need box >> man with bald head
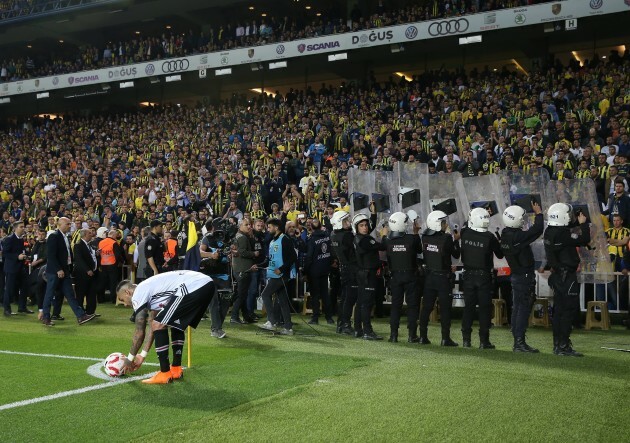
[42,217,96,326]
[73,228,99,316]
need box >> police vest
[308,231,332,277]
[267,234,297,280]
[385,234,417,271]
[544,226,581,271]
[99,237,117,266]
[500,228,535,272]
[422,232,452,271]
[331,229,357,267]
[460,229,494,270]
[354,234,381,270]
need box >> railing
[0,0,118,25]
[536,271,628,314]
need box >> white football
[104,352,127,377]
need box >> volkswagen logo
[405,25,418,39]
[428,18,469,36]
[161,59,189,74]
[590,0,602,9]
[276,44,285,55]
[145,64,155,75]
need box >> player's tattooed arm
[129,308,149,355]
[142,310,156,353]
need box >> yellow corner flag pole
[187,326,192,368]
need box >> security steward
[163,230,179,272]
[460,207,504,349]
[501,202,543,353]
[420,210,460,346]
[304,218,333,325]
[99,228,125,304]
[353,203,386,341]
[330,210,359,335]
[544,203,589,357]
[382,212,422,343]
[144,220,165,278]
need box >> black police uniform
[144,232,165,278]
[460,227,503,348]
[304,228,333,323]
[420,230,460,345]
[544,222,590,356]
[200,232,231,332]
[383,231,422,342]
[331,226,360,335]
[501,213,543,351]
[354,214,386,340]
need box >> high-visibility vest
[99,238,117,266]
[164,238,177,260]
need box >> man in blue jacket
[259,219,297,335]
[306,137,326,173]
[304,218,333,324]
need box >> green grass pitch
[0,304,629,442]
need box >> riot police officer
[330,210,359,335]
[353,206,385,340]
[382,212,422,343]
[544,203,589,357]
[460,207,504,349]
[304,218,333,324]
[420,210,460,346]
[501,202,543,353]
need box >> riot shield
[348,168,395,239]
[373,169,397,239]
[462,174,507,236]
[499,169,551,263]
[428,172,468,233]
[543,179,613,284]
[395,162,430,233]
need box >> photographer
[200,220,231,338]
[230,218,259,324]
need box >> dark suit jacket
[73,239,97,277]
[46,230,73,275]
[2,233,25,274]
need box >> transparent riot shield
[543,179,613,284]
[348,168,395,240]
[498,169,551,264]
[395,162,430,233]
[372,169,397,240]
[462,174,507,236]
[428,172,468,232]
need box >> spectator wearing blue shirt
[306,137,326,173]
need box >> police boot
[479,334,495,350]
[556,341,583,357]
[408,329,419,343]
[552,336,560,355]
[418,328,431,345]
[354,328,364,338]
[513,337,539,353]
[336,320,343,334]
[388,329,398,343]
[462,333,472,348]
[440,337,459,347]
[308,316,319,325]
[341,323,355,336]
[363,330,384,341]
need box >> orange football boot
[170,366,183,380]
[141,371,173,384]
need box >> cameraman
[230,219,259,324]
[200,220,230,338]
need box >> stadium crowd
[1,54,629,331]
[0,0,552,82]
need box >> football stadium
[1,0,630,441]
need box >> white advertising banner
[1,0,628,98]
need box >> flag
[183,220,201,271]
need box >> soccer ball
[104,352,127,377]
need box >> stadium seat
[529,299,550,328]
[491,299,508,327]
[585,301,610,331]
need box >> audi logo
[428,18,469,36]
[161,59,189,73]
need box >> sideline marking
[0,350,165,411]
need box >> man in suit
[73,228,99,316]
[41,217,96,326]
[3,221,33,316]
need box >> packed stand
[0,0,552,82]
[1,56,629,331]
